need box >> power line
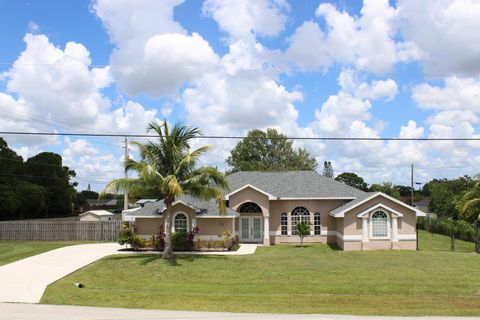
[1,131,480,141]
[0,172,117,181]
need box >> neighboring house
[135,199,158,207]
[79,210,114,221]
[84,199,118,211]
[124,171,425,251]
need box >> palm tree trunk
[163,202,174,259]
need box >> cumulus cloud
[412,77,480,111]
[314,70,397,133]
[398,0,480,76]
[202,0,290,40]
[93,0,219,97]
[285,21,330,71]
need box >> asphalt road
[1,303,478,320]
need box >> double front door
[240,216,262,242]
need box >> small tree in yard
[297,221,311,247]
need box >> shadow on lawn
[107,253,227,266]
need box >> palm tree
[460,180,480,223]
[102,121,229,259]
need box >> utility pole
[124,137,128,211]
[411,164,414,206]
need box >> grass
[0,241,83,266]
[418,229,476,252]
[41,230,480,316]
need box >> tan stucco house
[124,171,425,251]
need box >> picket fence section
[0,220,122,241]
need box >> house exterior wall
[342,195,417,251]
[229,187,270,216]
[269,199,347,244]
[196,218,233,239]
[135,217,163,236]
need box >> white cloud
[314,70,397,133]
[398,0,480,76]
[202,0,290,40]
[312,0,409,74]
[285,21,330,71]
[412,77,480,111]
[112,32,219,97]
[93,0,219,97]
[399,120,424,139]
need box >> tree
[370,182,401,199]
[425,176,475,220]
[25,152,76,217]
[459,180,480,223]
[102,121,229,259]
[322,161,334,178]
[226,128,317,173]
[296,222,311,247]
[335,172,368,191]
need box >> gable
[334,193,421,218]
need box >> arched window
[280,212,288,235]
[239,202,262,213]
[314,212,321,235]
[291,206,310,235]
[173,213,188,233]
[371,211,388,238]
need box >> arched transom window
[371,211,388,238]
[291,206,310,235]
[314,212,321,235]
[173,213,188,233]
[239,202,262,213]
[280,212,288,235]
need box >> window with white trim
[314,212,321,235]
[239,202,262,213]
[174,213,188,233]
[291,206,310,235]
[371,211,388,238]
[280,212,288,235]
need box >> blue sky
[1,0,480,191]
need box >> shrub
[186,227,199,250]
[150,226,165,251]
[118,222,133,246]
[172,231,188,251]
[129,235,147,250]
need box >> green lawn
[418,229,476,252]
[0,241,83,266]
[41,230,480,316]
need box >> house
[84,199,118,211]
[79,210,114,221]
[135,199,158,207]
[124,171,425,251]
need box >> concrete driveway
[0,243,123,303]
[1,303,478,320]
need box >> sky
[1,0,480,192]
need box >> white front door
[240,217,263,242]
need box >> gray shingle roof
[126,171,370,218]
[125,194,238,218]
[226,171,367,198]
[329,192,378,216]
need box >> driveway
[1,303,478,320]
[0,243,122,303]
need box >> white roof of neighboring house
[80,210,114,217]
[135,199,158,204]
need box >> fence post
[476,221,479,254]
[416,222,419,251]
[450,221,456,252]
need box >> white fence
[0,220,122,241]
